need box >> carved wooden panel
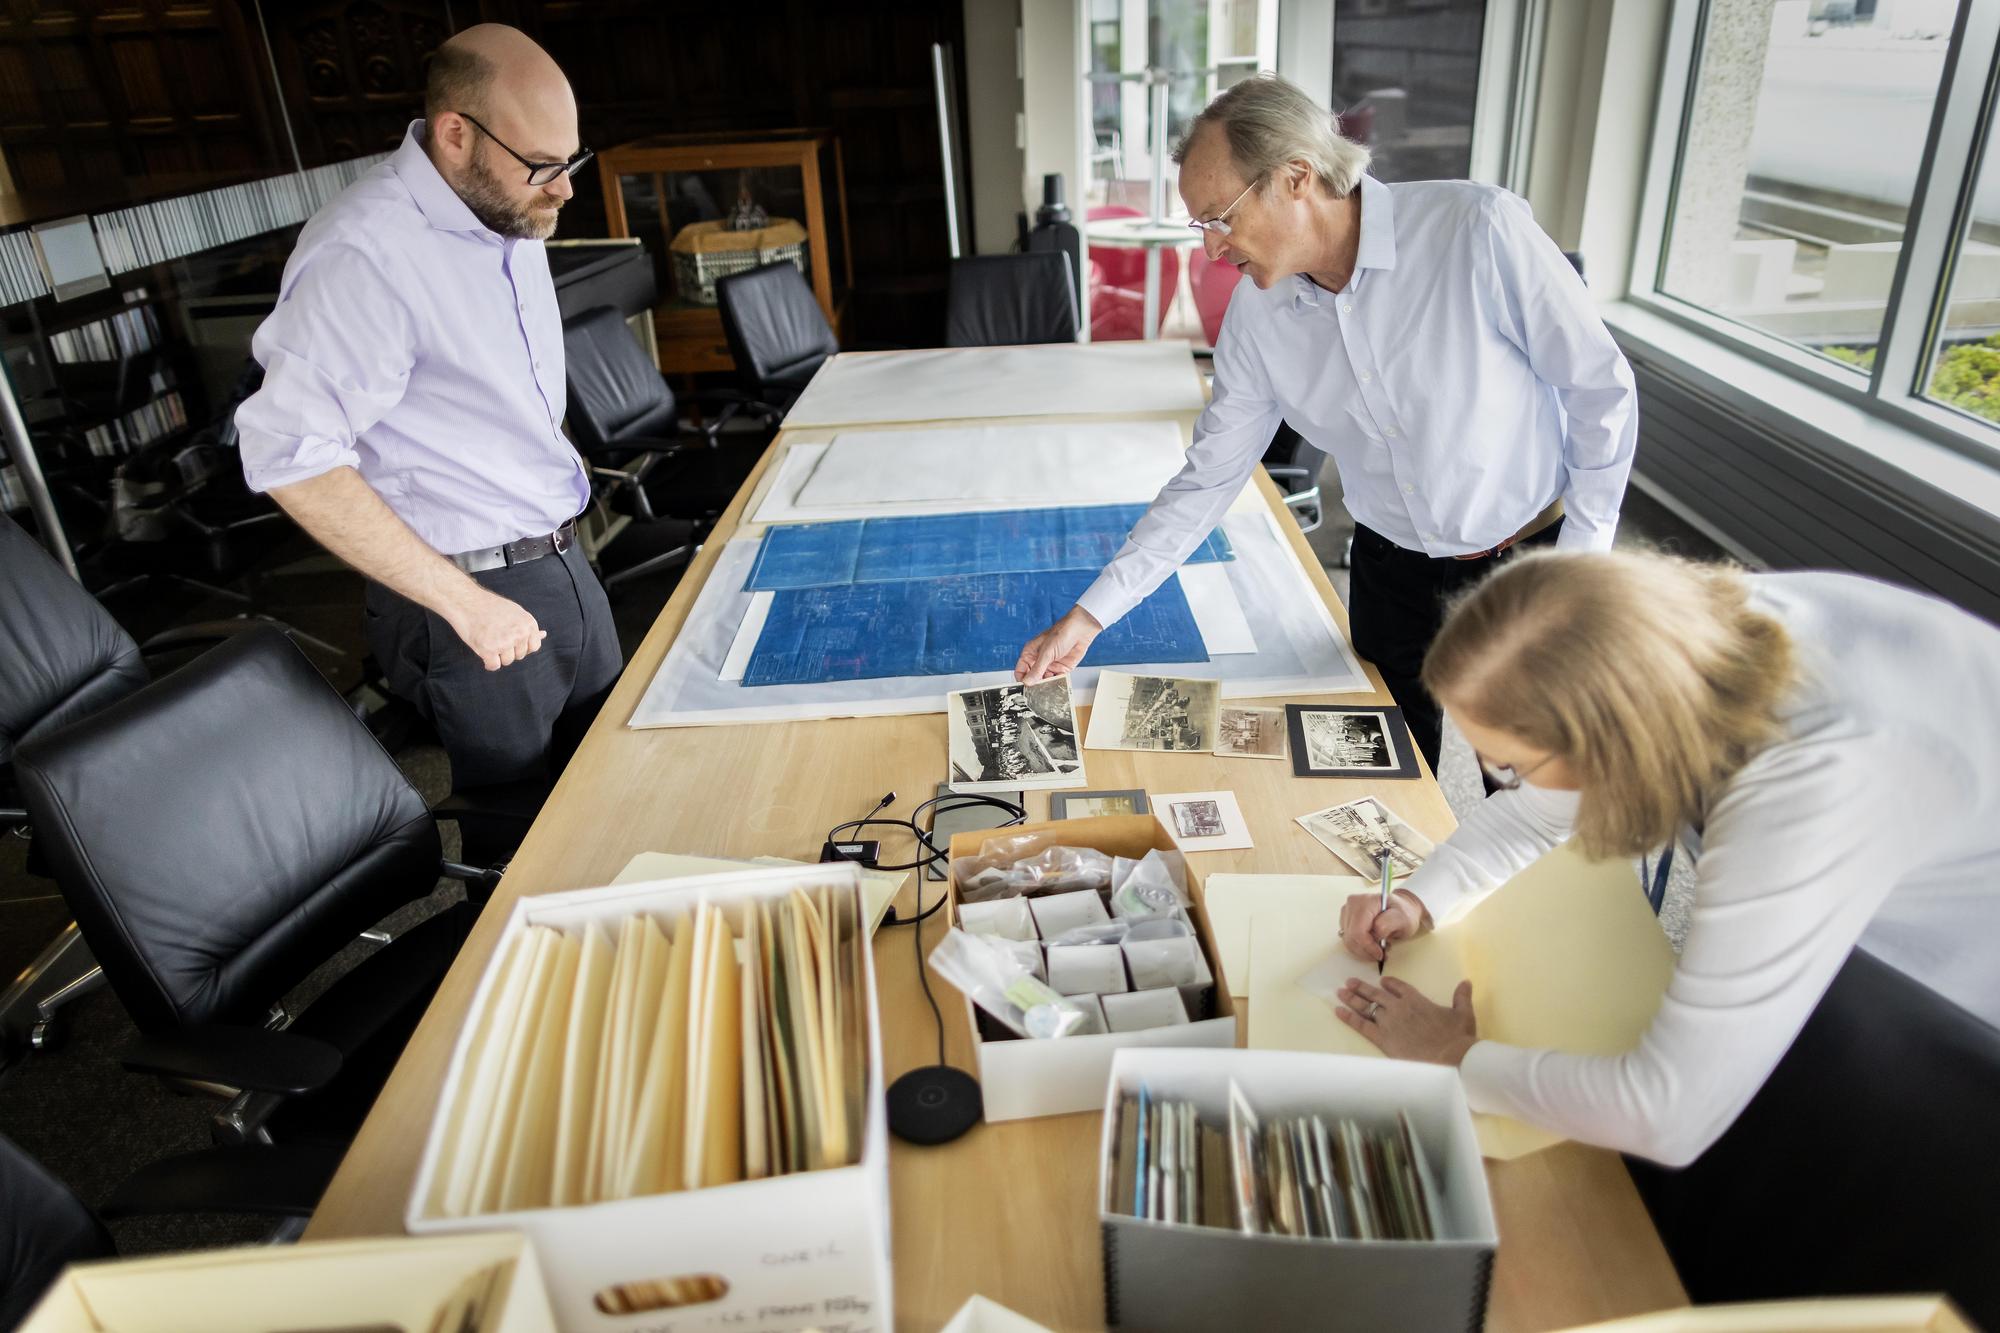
[260,0,452,165]
[0,0,291,201]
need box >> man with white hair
[1015,74,1637,774]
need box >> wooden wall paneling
[0,0,291,203]
[261,0,452,166]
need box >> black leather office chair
[1262,421,1323,535]
[0,1134,110,1328]
[1626,949,2000,1327]
[715,261,841,417]
[13,627,486,1150]
[944,252,1080,347]
[562,306,754,589]
[1,515,149,1058]
[0,1132,344,1323]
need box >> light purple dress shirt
[237,120,591,555]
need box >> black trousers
[364,540,623,790]
[1345,517,1563,772]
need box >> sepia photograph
[1050,789,1151,820]
[1284,705,1420,780]
[1296,797,1437,878]
[1154,790,1255,852]
[948,677,1087,793]
[1213,705,1289,760]
[1083,671,1221,753]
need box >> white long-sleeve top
[1404,571,2000,1167]
[1075,174,1638,630]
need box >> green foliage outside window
[1822,337,2000,426]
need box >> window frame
[1624,0,2000,461]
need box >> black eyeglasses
[457,112,593,186]
[1476,751,1559,792]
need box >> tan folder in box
[17,1232,556,1333]
[407,863,892,1333]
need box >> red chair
[1087,205,1180,341]
[1186,247,1243,347]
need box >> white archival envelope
[781,343,1207,427]
[791,419,1191,509]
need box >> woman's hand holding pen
[1338,889,1428,965]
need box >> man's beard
[455,150,563,240]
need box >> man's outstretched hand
[1015,605,1104,682]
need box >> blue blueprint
[743,504,1234,592]
[743,568,1208,687]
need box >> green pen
[1377,851,1394,977]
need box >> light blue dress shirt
[237,120,591,556]
[1077,175,1639,629]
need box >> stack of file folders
[409,864,892,1333]
[1097,1049,1497,1333]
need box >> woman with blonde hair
[1334,549,2000,1165]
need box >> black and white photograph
[1154,790,1255,852]
[1296,796,1437,878]
[1284,705,1421,780]
[1050,789,1152,820]
[1213,705,1288,760]
[1083,670,1221,753]
[948,677,1088,793]
[1171,798,1225,839]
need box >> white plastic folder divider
[1098,1048,1498,1333]
[19,1232,557,1333]
[780,343,1207,428]
[406,864,892,1333]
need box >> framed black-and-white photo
[1049,789,1151,820]
[1284,705,1420,780]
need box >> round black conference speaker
[887,1065,982,1145]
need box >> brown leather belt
[447,518,579,574]
[1451,498,1565,562]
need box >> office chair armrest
[121,1025,342,1095]
[0,805,26,823]
[98,1142,346,1220]
[1263,464,1312,487]
[139,619,264,658]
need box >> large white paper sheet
[793,420,1190,509]
[781,343,1206,427]
[628,507,1369,729]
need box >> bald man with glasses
[237,24,617,794]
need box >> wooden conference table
[306,357,1687,1331]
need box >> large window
[1638,0,2000,446]
[1331,0,1488,183]
[1924,122,2000,427]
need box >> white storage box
[948,816,1237,1121]
[18,1232,556,1333]
[407,864,891,1333]
[1098,1048,1498,1332]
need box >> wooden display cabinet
[599,130,852,375]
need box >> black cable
[829,791,1027,880]
[911,864,946,1065]
[826,791,1026,1067]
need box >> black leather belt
[447,518,578,574]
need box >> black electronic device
[819,839,880,867]
[887,1064,982,1145]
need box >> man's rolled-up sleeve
[236,242,417,494]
